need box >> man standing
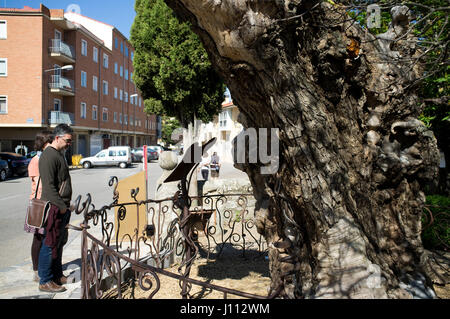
[210,152,220,179]
[37,124,73,293]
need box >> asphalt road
[0,161,163,269]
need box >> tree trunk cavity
[165,0,440,298]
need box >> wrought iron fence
[68,171,448,300]
[69,176,271,299]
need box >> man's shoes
[39,281,66,293]
[56,275,68,285]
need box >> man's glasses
[58,136,72,144]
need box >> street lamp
[44,64,73,73]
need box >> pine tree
[130,0,226,128]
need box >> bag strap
[34,176,65,198]
[58,181,65,196]
[34,177,40,199]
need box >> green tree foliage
[422,195,450,250]
[130,0,226,127]
[161,116,182,145]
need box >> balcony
[48,111,75,126]
[49,75,75,96]
[49,39,76,63]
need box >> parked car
[148,145,169,157]
[79,146,132,169]
[0,159,9,181]
[131,146,158,162]
[131,148,139,162]
[25,151,38,165]
[0,152,28,177]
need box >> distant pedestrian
[25,130,54,282]
[210,152,220,179]
[37,124,73,293]
[198,153,210,181]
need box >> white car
[80,146,132,169]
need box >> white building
[195,91,243,163]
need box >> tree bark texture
[165,0,440,298]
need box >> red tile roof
[0,6,41,12]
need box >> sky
[3,0,136,38]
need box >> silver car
[80,146,132,169]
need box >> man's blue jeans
[38,210,70,285]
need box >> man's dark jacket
[39,146,72,212]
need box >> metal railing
[48,111,75,125]
[48,75,75,93]
[69,176,272,299]
[68,174,449,299]
[48,39,76,60]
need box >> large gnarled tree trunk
[165,0,440,298]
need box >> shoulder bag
[25,177,65,230]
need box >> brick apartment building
[0,4,158,158]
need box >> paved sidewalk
[0,215,86,299]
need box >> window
[131,51,134,61]
[119,113,122,124]
[125,46,128,57]
[114,37,118,49]
[109,150,116,156]
[0,21,7,39]
[92,105,98,120]
[114,112,117,123]
[120,89,123,101]
[219,109,231,127]
[53,99,61,111]
[102,107,108,122]
[124,92,128,103]
[114,87,118,99]
[0,58,7,76]
[81,39,87,56]
[119,65,123,77]
[80,102,86,119]
[124,114,128,125]
[81,71,87,87]
[96,151,106,158]
[53,64,61,77]
[103,53,108,68]
[92,76,98,91]
[130,72,133,83]
[54,30,61,41]
[125,69,128,80]
[0,96,7,114]
[114,62,118,74]
[120,41,123,53]
[102,81,108,95]
[130,116,134,126]
[93,47,98,63]
[139,98,142,107]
